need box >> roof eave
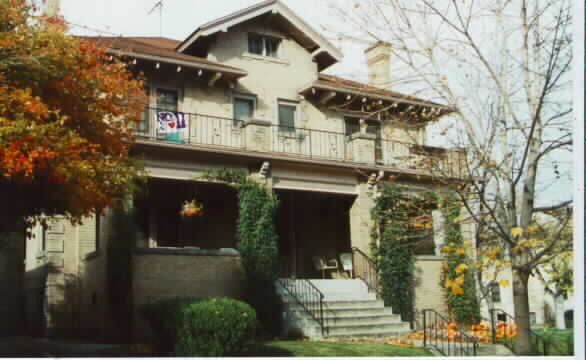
[301,82,454,111]
[106,48,248,78]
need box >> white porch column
[349,182,375,256]
[432,210,445,256]
[554,295,567,329]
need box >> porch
[135,107,466,179]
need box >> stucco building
[23,0,474,340]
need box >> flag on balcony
[157,111,188,143]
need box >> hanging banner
[157,111,188,143]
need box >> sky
[50,0,578,208]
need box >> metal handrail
[277,278,329,336]
[351,247,380,297]
[489,308,553,355]
[422,309,479,356]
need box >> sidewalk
[0,337,152,357]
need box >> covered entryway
[276,190,354,279]
[134,178,239,249]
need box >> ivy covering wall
[201,168,280,335]
[371,183,420,322]
[439,193,481,325]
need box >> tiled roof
[316,74,452,110]
[80,36,246,74]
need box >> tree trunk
[512,269,533,355]
[554,295,566,329]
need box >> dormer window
[248,33,280,57]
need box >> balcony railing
[136,107,245,149]
[135,107,465,178]
[271,125,352,161]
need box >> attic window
[248,33,280,57]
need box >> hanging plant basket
[180,198,204,217]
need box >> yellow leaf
[456,247,466,255]
[445,279,454,287]
[455,263,469,274]
[442,245,452,253]
[455,275,465,285]
[452,284,464,295]
[511,227,523,237]
[499,279,510,287]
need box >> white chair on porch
[312,256,338,279]
[339,253,353,278]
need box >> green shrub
[140,297,257,356]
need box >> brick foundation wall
[131,247,244,340]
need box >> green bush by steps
[140,297,257,356]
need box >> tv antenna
[148,0,164,37]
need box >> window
[156,88,179,111]
[136,86,150,133]
[233,96,255,126]
[490,283,501,303]
[278,102,297,132]
[248,33,281,57]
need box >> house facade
[23,0,473,340]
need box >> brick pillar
[350,132,376,164]
[244,119,271,152]
[349,182,375,255]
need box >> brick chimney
[364,41,391,88]
[44,0,61,17]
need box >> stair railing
[489,308,556,355]
[422,309,479,356]
[351,247,380,296]
[277,278,329,336]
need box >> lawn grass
[238,340,434,357]
[532,328,574,356]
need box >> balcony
[135,107,465,178]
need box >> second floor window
[156,88,179,112]
[248,33,280,57]
[233,96,254,126]
[278,102,297,132]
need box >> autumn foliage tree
[0,0,145,234]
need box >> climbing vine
[201,168,280,335]
[439,192,481,325]
[371,183,435,322]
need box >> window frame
[233,93,257,127]
[277,100,299,134]
[247,32,282,58]
[152,86,182,139]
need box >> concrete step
[324,300,385,309]
[277,279,412,340]
[282,298,385,311]
[324,314,403,326]
[326,322,412,338]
